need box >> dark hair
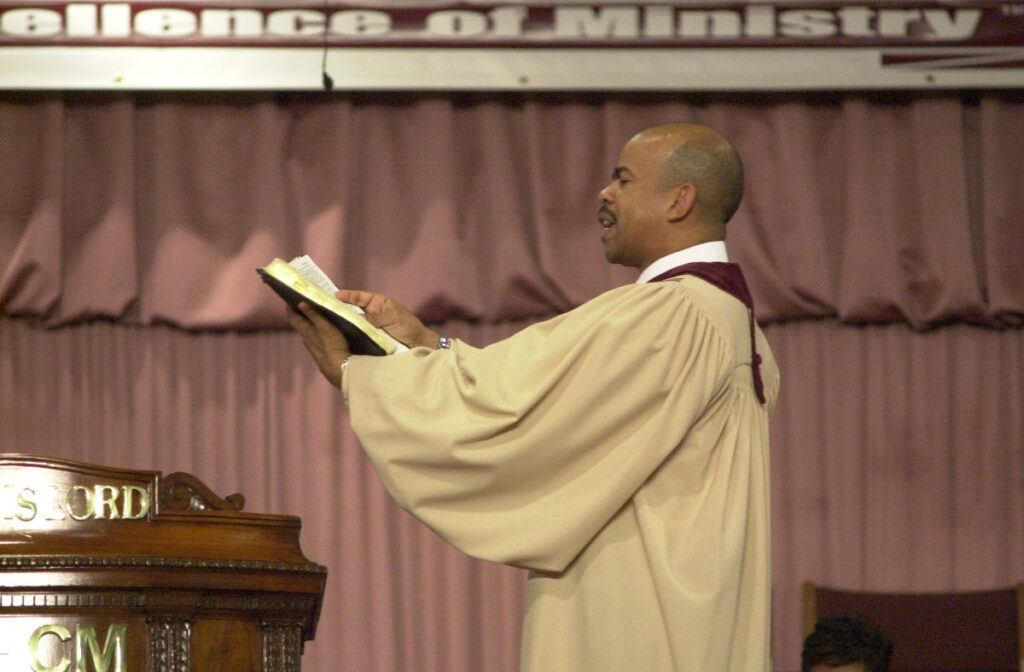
[802,616,894,672]
[660,130,744,225]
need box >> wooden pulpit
[0,454,327,672]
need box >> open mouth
[598,207,616,229]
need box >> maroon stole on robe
[649,262,766,404]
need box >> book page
[288,255,337,294]
[287,255,367,315]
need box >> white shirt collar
[636,241,730,284]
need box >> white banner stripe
[1,1,1022,90]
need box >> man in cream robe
[289,123,779,671]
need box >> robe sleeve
[344,281,735,573]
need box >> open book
[257,255,408,356]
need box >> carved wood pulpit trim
[260,619,305,672]
[160,472,246,513]
[0,454,327,672]
[147,617,192,672]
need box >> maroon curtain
[3,92,1022,329]
[2,91,1023,671]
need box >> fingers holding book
[287,301,351,388]
[335,289,439,350]
[258,257,406,356]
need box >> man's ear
[667,183,696,221]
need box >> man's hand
[287,302,352,388]
[337,289,439,349]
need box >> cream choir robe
[343,276,780,671]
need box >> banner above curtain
[1,1,1023,91]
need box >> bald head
[636,123,745,226]
[598,122,746,269]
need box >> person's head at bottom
[802,615,894,672]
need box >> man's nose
[598,183,615,203]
